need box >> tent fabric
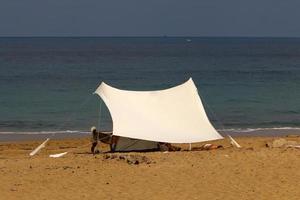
[114,137,159,152]
[94,78,223,143]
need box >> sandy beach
[1,136,300,200]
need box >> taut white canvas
[94,78,223,143]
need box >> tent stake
[228,135,241,148]
[29,138,50,156]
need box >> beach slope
[0,136,300,200]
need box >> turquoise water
[0,37,300,135]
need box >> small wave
[2,127,300,135]
[0,130,90,135]
[218,127,300,133]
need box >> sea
[1,37,300,140]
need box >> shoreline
[0,132,89,142]
[1,128,300,142]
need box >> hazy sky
[1,0,300,37]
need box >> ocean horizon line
[1,36,300,39]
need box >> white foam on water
[0,130,90,135]
[1,127,300,135]
[218,127,300,133]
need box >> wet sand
[1,136,300,200]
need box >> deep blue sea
[1,37,300,137]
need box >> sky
[1,0,300,37]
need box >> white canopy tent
[94,78,223,144]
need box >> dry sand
[1,136,300,200]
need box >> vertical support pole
[98,100,102,130]
[189,143,192,151]
[95,100,102,154]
